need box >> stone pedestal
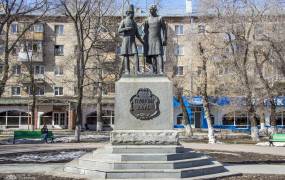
[115,76,173,131]
[64,76,236,179]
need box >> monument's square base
[114,76,174,131]
[64,76,238,179]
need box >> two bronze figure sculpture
[118,4,167,75]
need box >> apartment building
[0,13,284,131]
[0,16,117,131]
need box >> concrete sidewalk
[0,142,284,156]
[225,164,285,175]
[0,142,106,155]
[183,142,285,156]
[0,163,284,178]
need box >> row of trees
[0,0,122,141]
[193,0,285,142]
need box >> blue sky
[116,0,198,15]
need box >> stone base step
[65,160,227,179]
[108,171,240,180]
[104,145,185,154]
[78,155,212,170]
[64,145,233,179]
[92,151,204,162]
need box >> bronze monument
[118,5,144,75]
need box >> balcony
[21,74,45,84]
[18,50,43,62]
[24,32,44,41]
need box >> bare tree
[0,0,49,98]
[198,42,216,144]
[253,46,278,133]
[196,0,284,141]
[59,0,118,141]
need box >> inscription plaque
[130,88,160,120]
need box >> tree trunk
[202,96,216,144]
[260,107,266,130]
[248,101,260,141]
[268,98,277,134]
[75,95,83,142]
[0,26,11,98]
[96,68,103,131]
[96,101,103,131]
[199,42,216,144]
[177,93,193,137]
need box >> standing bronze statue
[143,5,167,75]
[118,5,144,75]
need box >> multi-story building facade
[0,12,284,131]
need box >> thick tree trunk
[248,101,260,141]
[202,96,216,144]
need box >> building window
[29,86,45,96]
[276,111,285,126]
[222,111,260,128]
[137,45,143,55]
[0,111,30,128]
[34,24,44,32]
[175,25,184,35]
[32,42,42,53]
[12,65,21,75]
[176,66,184,76]
[10,23,18,33]
[175,45,184,56]
[54,66,64,76]
[103,83,115,95]
[53,112,66,126]
[54,45,64,56]
[11,86,21,96]
[34,65,45,75]
[54,87,63,96]
[55,25,64,36]
[198,24,205,33]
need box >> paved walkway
[224,164,285,175]
[0,142,284,156]
[0,163,284,177]
[0,142,107,155]
[183,142,285,156]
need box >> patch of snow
[256,142,285,147]
[54,134,109,143]
[0,151,86,163]
[0,134,109,144]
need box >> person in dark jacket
[41,124,49,143]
